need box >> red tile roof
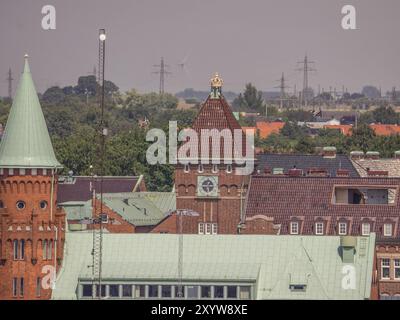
[245,175,400,239]
[256,121,285,139]
[180,94,249,160]
[370,124,400,136]
[324,124,353,136]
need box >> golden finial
[210,72,223,88]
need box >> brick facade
[0,170,65,300]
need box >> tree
[347,124,376,152]
[280,122,307,139]
[232,83,265,112]
[42,86,66,104]
[361,86,380,99]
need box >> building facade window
[40,200,48,210]
[187,286,199,299]
[198,223,204,235]
[214,286,224,298]
[201,286,212,298]
[184,165,190,173]
[361,223,371,236]
[226,165,232,173]
[20,240,25,260]
[212,165,218,173]
[384,223,393,237]
[227,286,237,299]
[16,200,25,210]
[161,286,172,298]
[12,278,18,297]
[148,285,159,298]
[20,278,24,297]
[381,259,391,279]
[82,284,93,298]
[239,286,251,299]
[13,240,19,260]
[36,277,41,297]
[135,285,145,298]
[205,223,212,235]
[122,285,132,297]
[395,259,400,279]
[43,240,48,260]
[109,285,119,297]
[290,222,299,235]
[212,223,218,235]
[198,164,204,173]
[338,222,347,235]
[315,222,324,235]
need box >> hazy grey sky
[1,0,400,96]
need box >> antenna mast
[92,28,107,299]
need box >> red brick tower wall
[0,168,65,300]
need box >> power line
[296,54,316,108]
[7,68,13,99]
[153,57,171,94]
[274,72,290,109]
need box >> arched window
[20,240,25,260]
[13,240,19,260]
[47,240,53,260]
[43,240,48,260]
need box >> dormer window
[315,222,324,235]
[290,222,299,235]
[338,222,347,235]
[384,223,393,237]
[361,222,371,236]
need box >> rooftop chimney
[307,168,329,177]
[349,151,364,160]
[336,169,350,177]
[288,168,303,177]
[340,236,357,263]
[366,169,388,177]
[323,146,337,158]
[365,151,380,160]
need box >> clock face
[197,176,218,197]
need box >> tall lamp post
[167,209,199,298]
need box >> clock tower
[175,73,253,234]
[0,56,65,300]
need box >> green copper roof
[0,55,61,169]
[53,233,375,300]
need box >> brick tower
[175,73,253,234]
[0,55,65,300]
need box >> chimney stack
[350,151,364,160]
[322,146,337,158]
[365,151,380,160]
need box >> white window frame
[395,259,400,280]
[290,222,299,235]
[384,223,393,237]
[205,223,212,235]
[315,222,324,235]
[212,223,218,235]
[338,222,347,235]
[198,223,204,235]
[381,258,391,279]
[361,222,371,236]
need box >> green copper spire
[0,55,62,169]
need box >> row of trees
[257,123,400,157]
